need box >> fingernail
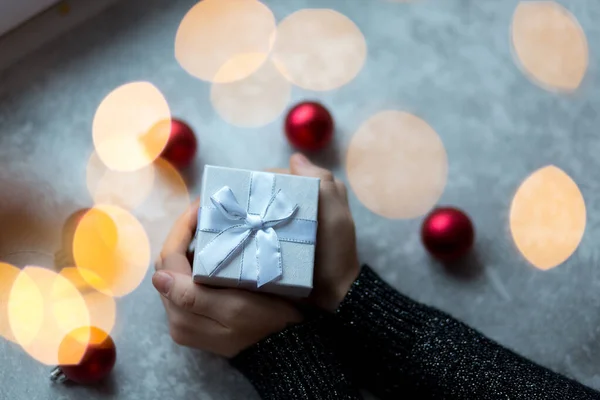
[293,153,309,166]
[153,271,173,295]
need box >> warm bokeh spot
[8,267,90,365]
[511,1,588,92]
[86,150,156,210]
[175,0,276,83]
[93,81,171,172]
[59,267,116,341]
[510,165,586,270]
[57,326,112,366]
[73,205,151,297]
[0,262,21,343]
[135,158,191,260]
[272,9,367,91]
[210,60,291,127]
[346,111,448,219]
[7,268,44,349]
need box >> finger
[154,256,164,272]
[168,320,226,350]
[167,302,228,333]
[165,306,229,348]
[157,252,193,276]
[152,270,226,319]
[289,153,334,182]
[334,178,349,202]
[266,168,291,175]
[161,199,200,257]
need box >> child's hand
[288,153,360,312]
[153,202,303,357]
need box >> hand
[152,201,303,358]
[284,153,360,312]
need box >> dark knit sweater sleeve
[230,316,363,400]
[334,266,600,400]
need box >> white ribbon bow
[196,172,317,287]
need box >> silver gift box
[192,165,319,297]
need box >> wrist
[318,270,360,312]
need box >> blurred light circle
[0,262,21,343]
[272,9,367,91]
[57,326,114,368]
[135,158,191,260]
[511,1,588,92]
[8,267,90,365]
[59,267,116,342]
[510,165,586,270]
[93,82,171,172]
[210,60,291,128]
[346,111,448,219]
[86,151,156,210]
[175,0,276,83]
[7,268,44,348]
[73,205,151,297]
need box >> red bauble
[285,102,334,151]
[51,327,117,385]
[160,118,197,169]
[421,207,475,262]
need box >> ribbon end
[257,270,282,288]
[200,261,218,277]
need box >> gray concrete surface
[1,0,600,399]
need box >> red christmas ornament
[421,207,475,262]
[160,118,197,169]
[50,327,117,385]
[285,102,334,151]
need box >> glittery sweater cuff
[335,265,600,399]
[230,316,363,400]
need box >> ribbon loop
[263,190,298,223]
[211,186,248,220]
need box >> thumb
[289,153,334,182]
[152,270,222,317]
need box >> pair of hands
[152,153,360,358]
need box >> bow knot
[245,214,265,231]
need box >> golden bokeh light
[86,151,156,210]
[136,158,191,260]
[93,81,171,172]
[272,9,367,91]
[58,326,112,366]
[511,1,588,92]
[0,262,21,343]
[210,60,291,128]
[346,111,448,219]
[59,267,116,340]
[7,268,44,348]
[8,267,90,365]
[175,0,276,83]
[73,205,151,297]
[510,165,586,270]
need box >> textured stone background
[1,0,599,399]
